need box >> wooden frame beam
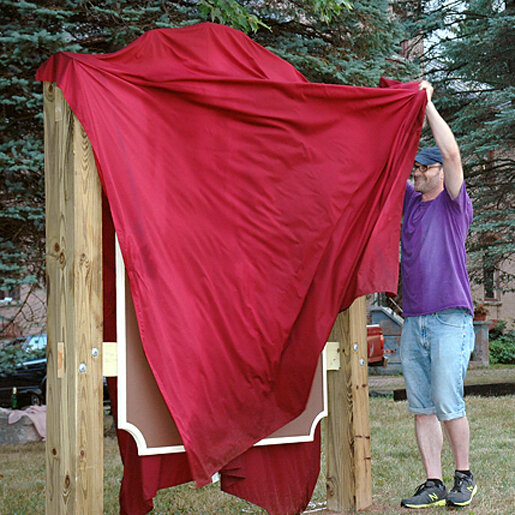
[44,82,104,514]
[326,296,372,511]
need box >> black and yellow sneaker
[401,480,447,509]
[446,471,477,507]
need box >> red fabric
[104,198,193,514]
[38,20,425,492]
[104,189,320,514]
[107,378,193,515]
[220,428,321,515]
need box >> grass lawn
[1,395,513,514]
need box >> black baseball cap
[415,146,443,165]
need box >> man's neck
[421,185,444,202]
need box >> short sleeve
[403,182,416,213]
[443,182,473,223]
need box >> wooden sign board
[115,238,327,456]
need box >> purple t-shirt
[401,182,473,317]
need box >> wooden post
[326,296,372,512]
[44,82,104,514]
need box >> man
[399,81,477,509]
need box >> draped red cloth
[38,22,426,513]
[103,200,320,515]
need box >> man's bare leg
[443,416,470,470]
[415,414,443,479]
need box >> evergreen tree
[402,0,515,290]
[1,1,417,334]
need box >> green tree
[1,0,418,335]
[402,0,515,290]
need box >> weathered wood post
[326,296,372,511]
[44,82,104,514]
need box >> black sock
[428,478,445,487]
[456,469,472,477]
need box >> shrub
[0,342,45,374]
[489,321,515,365]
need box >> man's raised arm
[420,81,463,199]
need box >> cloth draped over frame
[37,22,426,514]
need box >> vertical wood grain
[44,82,103,514]
[326,296,372,512]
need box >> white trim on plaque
[115,236,328,456]
[115,237,170,454]
[254,348,327,447]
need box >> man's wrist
[425,101,437,120]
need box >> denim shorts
[400,308,475,421]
